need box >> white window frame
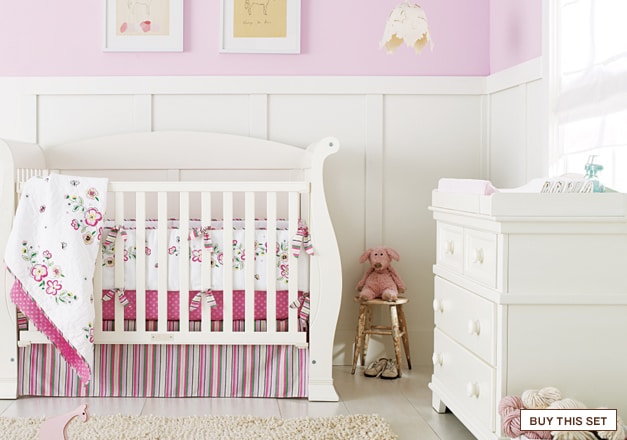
[543,0,627,191]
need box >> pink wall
[490,0,543,73]
[0,0,493,77]
[0,1,541,77]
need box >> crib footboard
[94,181,311,348]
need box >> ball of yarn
[523,429,553,439]
[498,395,523,417]
[551,430,598,440]
[597,414,625,440]
[501,408,523,438]
[547,398,587,410]
[522,386,563,409]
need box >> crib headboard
[44,131,322,171]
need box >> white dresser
[429,190,627,440]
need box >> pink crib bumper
[100,290,299,321]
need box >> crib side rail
[95,180,309,347]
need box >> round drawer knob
[472,248,484,264]
[432,299,443,313]
[466,382,479,398]
[432,352,443,367]
[467,320,481,335]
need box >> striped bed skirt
[18,343,309,398]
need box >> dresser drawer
[463,228,497,287]
[432,328,495,431]
[437,223,463,273]
[434,276,496,365]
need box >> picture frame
[220,0,301,54]
[103,0,184,52]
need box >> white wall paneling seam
[364,94,384,247]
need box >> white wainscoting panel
[485,57,545,187]
[153,94,251,135]
[382,94,484,363]
[38,95,138,147]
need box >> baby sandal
[364,358,388,378]
[380,359,399,380]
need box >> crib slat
[223,192,234,334]
[114,192,125,334]
[179,192,190,334]
[135,192,146,334]
[244,192,255,333]
[93,237,103,339]
[157,192,168,333]
[266,192,277,333]
[200,192,212,333]
[288,191,299,334]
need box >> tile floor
[0,365,476,439]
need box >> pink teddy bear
[356,247,406,301]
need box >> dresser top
[431,190,627,218]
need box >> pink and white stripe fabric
[18,343,309,398]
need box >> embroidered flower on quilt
[20,241,77,305]
[84,207,103,227]
[86,188,100,201]
[83,322,94,343]
[50,265,63,278]
[83,232,95,245]
[66,194,104,233]
[31,264,48,282]
[45,279,62,296]
[55,290,78,304]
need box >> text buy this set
[0,131,342,401]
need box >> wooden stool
[351,296,412,376]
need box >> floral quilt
[4,174,108,385]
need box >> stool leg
[351,304,368,374]
[361,305,372,365]
[397,305,412,370]
[389,305,403,377]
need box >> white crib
[0,131,342,401]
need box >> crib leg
[0,293,18,399]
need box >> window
[551,0,627,191]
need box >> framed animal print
[220,0,301,54]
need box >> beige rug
[0,413,398,439]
